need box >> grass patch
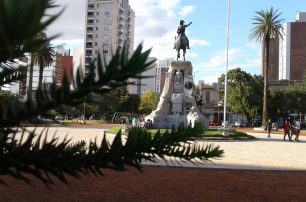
[105,127,255,140]
[105,126,125,134]
[201,129,255,140]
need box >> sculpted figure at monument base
[145,61,207,129]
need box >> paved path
[23,127,306,171]
[144,132,306,171]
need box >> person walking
[283,119,291,141]
[290,120,296,140]
[265,119,273,138]
[294,119,301,142]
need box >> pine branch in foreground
[0,123,223,185]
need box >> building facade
[54,47,73,86]
[155,59,173,93]
[84,0,135,76]
[278,12,306,81]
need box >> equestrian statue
[174,20,192,61]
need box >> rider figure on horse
[175,20,192,49]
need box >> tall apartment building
[127,58,175,95]
[277,12,306,81]
[54,47,73,86]
[84,0,135,75]
[155,59,173,93]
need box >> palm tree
[249,7,283,126]
[32,32,55,88]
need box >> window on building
[205,91,210,103]
[95,42,98,46]
[96,19,99,23]
[95,34,98,38]
[85,58,92,64]
[96,27,98,30]
[104,19,112,26]
[104,35,109,41]
[103,50,108,54]
[96,11,99,15]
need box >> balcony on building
[87,19,94,27]
[118,23,123,29]
[119,11,124,19]
[88,4,94,12]
[118,29,123,35]
[118,19,125,26]
[85,50,93,57]
[86,38,94,43]
[87,13,94,20]
[86,34,94,42]
[118,35,124,42]
[86,42,93,49]
[86,27,94,34]
[85,57,92,66]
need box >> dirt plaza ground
[1,125,306,201]
[0,166,306,202]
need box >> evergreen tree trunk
[262,36,270,126]
[38,61,44,88]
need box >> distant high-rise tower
[155,59,173,93]
[278,12,306,81]
[84,0,135,76]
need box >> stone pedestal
[145,61,207,129]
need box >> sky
[46,0,306,84]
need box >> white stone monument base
[145,61,208,129]
[146,111,206,129]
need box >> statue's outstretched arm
[186,22,192,27]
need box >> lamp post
[218,102,222,126]
[223,0,231,136]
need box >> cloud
[47,0,86,41]
[194,47,261,83]
[190,38,210,46]
[187,52,199,59]
[52,39,84,49]
[245,42,260,50]
[129,0,207,60]
[46,1,206,61]
[200,48,243,69]
[179,5,196,16]
[159,0,181,9]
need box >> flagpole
[223,0,231,136]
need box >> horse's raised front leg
[183,49,186,61]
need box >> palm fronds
[0,0,63,63]
[0,63,26,87]
[249,7,284,41]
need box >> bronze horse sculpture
[174,20,192,61]
[175,35,188,61]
